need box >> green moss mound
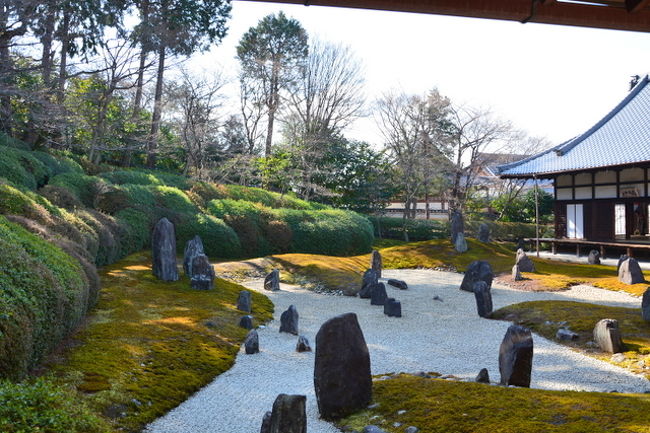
[492,300,650,378]
[0,378,110,433]
[0,216,93,379]
[100,169,190,189]
[51,252,274,432]
[49,172,108,208]
[340,374,650,432]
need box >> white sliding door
[615,204,626,236]
[566,204,584,239]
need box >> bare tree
[238,74,265,154]
[446,104,514,212]
[376,89,452,238]
[166,68,226,179]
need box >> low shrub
[115,208,153,257]
[224,184,327,210]
[371,216,448,241]
[0,146,53,189]
[0,216,92,379]
[466,220,553,241]
[187,181,228,208]
[100,169,190,189]
[0,378,110,433]
[152,185,198,215]
[49,172,108,208]
[176,213,242,259]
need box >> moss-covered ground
[47,252,274,432]
[339,374,650,433]
[217,238,650,297]
[492,300,650,378]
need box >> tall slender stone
[244,329,259,354]
[359,269,378,298]
[314,313,371,420]
[478,223,490,243]
[264,269,280,291]
[190,254,214,290]
[473,281,492,318]
[237,290,252,313]
[152,217,179,281]
[371,250,382,278]
[593,319,624,353]
[280,305,299,335]
[370,283,388,306]
[268,394,307,433]
[183,235,204,276]
[450,211,464,244]
[455,232,468,253]
[499,325,533,387]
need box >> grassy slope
[49,252,274,432]
[492,300,650,378]
[339,374,650,433]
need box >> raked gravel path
[145,269,650,433]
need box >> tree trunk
[0,8,12,134]
[41,7,56,89]
[265,69,279,157]
[147,44,166,169]
[56,11,70,105]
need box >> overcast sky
[191,1,650,148]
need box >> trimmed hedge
[100,169,190,189]
[0,216,93,380]
[176,213,242,258]
[224,184,329,210]
[466,220,554,241]
[49,172,108,208]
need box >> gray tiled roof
[497,75,650,177]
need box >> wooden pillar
[576,244,580,257]
[552,242,557,255]
[600,245,605,258]
[627,247,633,257]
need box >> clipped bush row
[208,199,374,257]
[0,145,81,190]
[465,220,554,241]
[0,217,96,380]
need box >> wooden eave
[499,160,650,180]
[241,0,650,32]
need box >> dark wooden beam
[241,0,650,33]
[626,0,650,13]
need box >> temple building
[497,75,650,256]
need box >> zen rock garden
[145,217,650,433]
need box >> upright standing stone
[478,223,490,243]
[588,249,601,265]
[244,329,259,354]
[473,281,493,318]
[499,325,533,387]
[642,288,650,322]
[460,261,493,292]
[183,235,204,276]
[314,313,372,420]
[296,335,312,352]
[268,394,307,433]
[593,319,624,353]
[512,264,523,281]
[359,269,378,299]
[618,257,645,285]
[455,232,468,253]
[152,217,179,281]
[515,248,535,273]
[450,211,464,244]
[476,368,490,384]
[264,269,280,291]
[189,254,215,290]
[383,298,402,317]
[370,282,388,306]
[371,250,382,278]
[237,290,252,313]
[280,305,299,335]
[617,255,629,273]
[260,411,272,433]
[239,315,253,330]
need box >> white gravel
[145,269,650,433]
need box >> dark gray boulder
[387,279,408,290]
[515,248,535,273]
[450,211,464,244]
[455,233,468,253]
[593,319,624,353]
[190,254,214,290]
[260,411,272,433]
[460,260,493,292]
[296,335,312,352]
[280,305,299,335]
[556,328,578,341]
[239,315,253,330]
[371,250,382,278]
[183,235,204,276]
[370,283,388,306]
[478,223,490,243]
[314,313,371,420]
[363,427,387,433]
[512,264,522,281]
[268,394,306,433]
[473,281,492,318]
[642,287,650,322]
[152,217,179,281]
[618,257,645,285]
[383,298,402,317]
[617,255,629,273]
[588,249,601,265]
[499,325,533,387]
[237,290,252,313]
[264,269,280,291]
[476,368,490,383]
[244,329,259,354]
[359,269,378,299]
